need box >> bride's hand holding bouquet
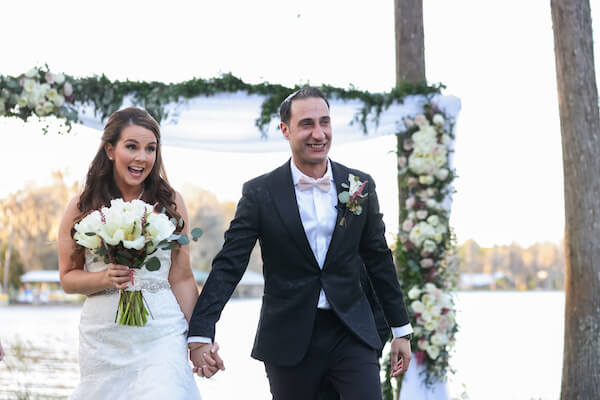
[73,198,202,326]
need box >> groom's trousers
[264,309,382,400]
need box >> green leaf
[407,259,420,272]
[145,257,161,271]
[191,227,203,241]
[84,232,96,236]
[341,183,349,189]
[338,192,350,203]
[170,217,177,226]
[177,234,190,245]
[178,218,184,228]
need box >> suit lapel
[323,161,349,269]
[267,160,320,269]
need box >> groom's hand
[390,337,412,378]
[189,342,225,378]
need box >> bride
[58,107,210,399]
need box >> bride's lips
[128,166,144,178]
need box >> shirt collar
[290,158,333,185]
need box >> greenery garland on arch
[0,65,444,135]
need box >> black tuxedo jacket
[188,160,409,366]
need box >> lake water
[0,291,564,400]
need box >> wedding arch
[0,65,461,394]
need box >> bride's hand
[190,342,225,378]
[105,264,131,290]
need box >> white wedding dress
[69,249,201,400]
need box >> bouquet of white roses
[73,198,202,326]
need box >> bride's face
[105,124,157,193]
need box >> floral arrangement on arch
[395,102,460,387]
[0,65,78,133]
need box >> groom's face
[281,97,332,169]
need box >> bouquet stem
[116,290,149,326]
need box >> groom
[188,87,412,399]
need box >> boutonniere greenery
[337,174,368,225]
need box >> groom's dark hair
[279,87,330,124]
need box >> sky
[1,0,599,247]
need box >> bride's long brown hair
[74,107,182,229]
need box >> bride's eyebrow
[124,139,157,145]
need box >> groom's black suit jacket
[188,160,409,366]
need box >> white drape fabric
[76,93,461,153]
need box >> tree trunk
[394,0,426,229]
[551,0,600,398]
[3,225,14,293]
[394,0,426,85]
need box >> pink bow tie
[296,175,331,192]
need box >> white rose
[39,83,51,96]
[398,234,408,243]
[146,211,176,249]
[98,219,126,246]
[73,211,103,249]
[409,222,435,247]
[42,101,54,114]
[55,73,65,85]
[425,318,439,332]
[405,197,416,209]
[411,300,425,314]
[426,344,440,360]
[425,199,439,209]
[436,168,449,181]
[46,88,58,101]
[432,113,445,126]
[23,79,37,93]
[423,239,437,253]
[422,294,435,306]
[416,210,428,220]
[413,326,423,336]
[35,104,46,116]
[17,96,28,107]
[63,82,73,96]
[408,286,421,300]
[419,175,434,185]
[54,94,65,107]
[430,304,443,317]
[433,233,442,243]
[430,333,447,346]
[417,338,429,351]
[25,68,38,78]
[426,215,440,226]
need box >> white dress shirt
[189,159,412,344]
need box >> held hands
[189,342,225,378]
[390,337,412,378]
[105,264,132,290]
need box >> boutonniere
[337,173,368,226]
